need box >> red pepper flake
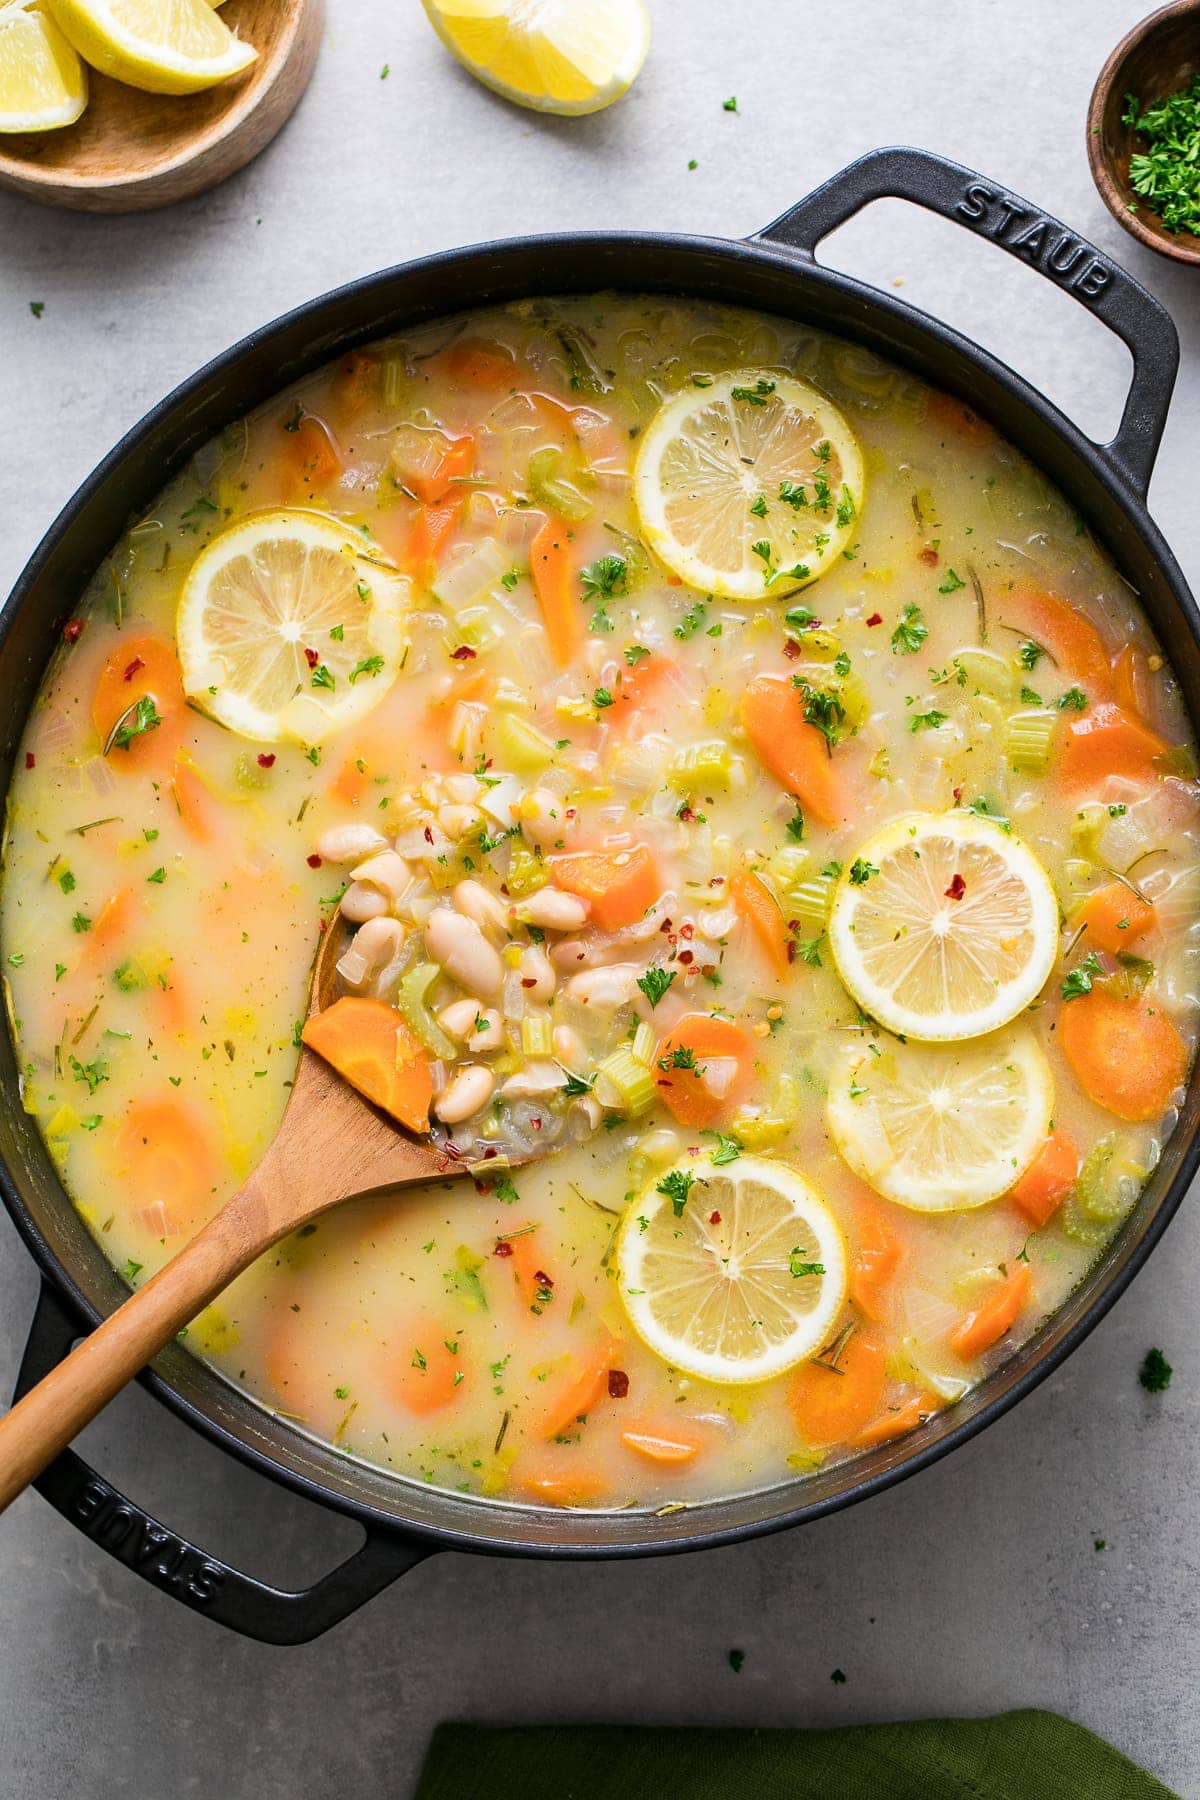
[787,941,797,963]
[304,646,319,669]
[564,807,576,820]
[450,644,477,661]
[24,752,34,770]
[306,853,322,869]
[659,918,673,934]
[918,546,939,567]
[123,656,146,683]
[677,805,696,823]
[678,949,694,965]
[493,1241,514,1258]
[952,784,963,804]
[423,825,434,845]
[521,976,537,988]
[865,612,883,627]
[944,872,966,901]
[531,1116,542,1130]
[62,620,83,643]
[607,1369,629,1399]
[679,922,695,940]
[534,1270,554,1288]
[782,638,801,660]
[481,1146,498,1159]
[709,1211,722,1225]
[258,752,276,769]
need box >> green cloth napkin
[415,1713,1180,1800]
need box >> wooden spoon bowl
[0,0,324,213]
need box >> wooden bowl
[0,0,323,213]
[1087,0,1200,264]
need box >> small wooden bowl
[0,0,323,214]
[1087,0,1200,264]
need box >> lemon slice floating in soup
[176,509,408,745]
[0,2,87,132]
[616,1153,849,1385]
[420,0,650,117]
[632,370,864,600]
[44,0,256,94]
[826,1031,1054,1213]
[828,811,1059,1042]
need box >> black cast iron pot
[4,147,1198,1644]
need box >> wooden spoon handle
[0,1168,274,1515]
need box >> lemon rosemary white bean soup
[4,297,1198,1509]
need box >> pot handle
[11,1283,431,1644]
[753,145,1178,497]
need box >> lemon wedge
[176,510,409,746]
[44,0,255,94]
[615,1152,848,1385]
[826,1031,1054,1213]
[421,0,649,117]
[828,811,1059,1042]
[633,370,864,600]
[0,1,86,131]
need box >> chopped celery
[786,874,835,931]
[593,1045,656,1115]
[666,741,741,792]
[382,357,406,409]
[233,750,269,791]
[953,647,1018,704]
[793,628,843,662]
[528,446,592,522]
[730,1074,801,1148]
[631,1020,656,1065]
[504,845,546,896]
[496,712,556,773]
[1070,802,1109,861]
[767,844,811,894]
[1006,709,1057,775]
[396,962,456,1059]
[1061,1136,1124,1245]
[441,607,503,654]
[521,1013,553,1057]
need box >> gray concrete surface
[2,2,1199,1794]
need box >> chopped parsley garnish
[792,678,847,748]
[938,568,966,594]
[57,869,76,895]
[71,912,92,933]
[636,967,676,1008]
[1139,1345,1173,1392]
[786,805,806,842]
[106,694,162,754]
[1018,639,1045,671]
[147,867,166,884]
[311,663,335,690]
[798,933,825,967]
[703,1131,743,1165]
[593,687,614,710]
[908,709,948,733]
[789,1250,826,1278]
[1020,685,1043,705]
[493,1177,519,1204]
[581,554,627,603]
[731,378,775,405]
[624,644,651,666]
[891,603,928,655]
[68,1053,108,1094]
[1058,686,1088,711]
[329,623,344,641]
[560,1073,594,1098]
[749,493,769,518]
[656,1167,696,1217]
[675,597,710,639]
[1124,78,1200,237]
[501,568,521,591]
[722,95,738,113]
[779,479,808,508]
[848,858,878,886]
[348,656,385,684]
[1061,950,1103,1000]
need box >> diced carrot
[426,663,493,715]
[729,867,790,977]
[550,843,660,932]
[284,416,343,495]
[610,654,683,729]
[409,432,475,506]
[92,632,184,770]
[848,1198,903,1323]
[302,996,433,1131]
[653,1013,756,1128]
[1008,1129,1079,1230]
[925,389,994,448]
[171,751,214,843]
[154,964,191,1036]
[511,1452,607,1508]
[1061,986,1189,1122]
[403,495,463,579]
[1009,588,1111,694]
[539,1335,615,1440]
[948,1264,1031,1360]
[443,338,517,390]
[852,1392,937,1448]
[506,1229,552,1315]
[788,1329,887,1449]
[530,515,583,669]
[80,887,136,965]
[331,351,381,422]
[1112,643,1152,719]
[739,674,840,828]
[113,1096,218,1238]
[1076,881,1155,956]
[385,1324,467,1416]
[1059,700,1168,791]
[621,1424,705,1465]
[331,752,373,807]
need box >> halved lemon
[825,1030,1053,1213]
[615,1152,848,1385]
[633,370,864,600]
[176,510,409,746]
[827,811,1059,1042]
[44,0,255,94]
[0,2,86,131]
[421,0,649,117]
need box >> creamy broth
[4,294,1198,1511]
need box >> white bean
[444,773,480,805]
[453,879,510,942]
[425,906,504,998]
[518,787,569,849]
[340,881,388,923]
[337,917,406,992]
[564,963,640,1008]
[316,823,389,864]
[550,937,592,972]
[433,1064,495,1124]
[349,850,412,908]
[439,804,480,841]
[552,1025,588,1072]
[517,887,590,931]
[516,943,556,1003]
[637,1127,682,1169]
[438,999,503,1050]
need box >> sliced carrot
[80,887,136,965]
[511,1452,607,1507]
[550,843,660,932]
[506,1229,553,1315]
[92,632,184,770]
[172,751,214,843]
[443,338,517,390]
[385,1325,467,1416]
[530,515,583,669]
[154,964,191,1037]
[1061,985,1188,1122]
[788,1329,887,1449]
[113,1096,218,1237]
[1007,587,1111,694]
[621,1424,705,1465]
[302,995,433,1131]
[848,1198,903,1323]
[409,432,475,506]
[1059,700,1168,791]
[331,751,373,807]
[610,655,683,728]
[1112,643,1152,719]
[729,867,791,977]
[925,389,994,448]
[539,1335,615,1440]
[1076,881,1155,956]
[739,674,840,828]
[403,494,463,579]
[426,663,493,715]
[948,1264,1031,1361]
[653,1012,756,1128]
[284,415,343,495]
[331,351,381,422]
[1008,1129,1079,1230]
[852,1392,937,1448]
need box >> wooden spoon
[0,915,498,1512]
